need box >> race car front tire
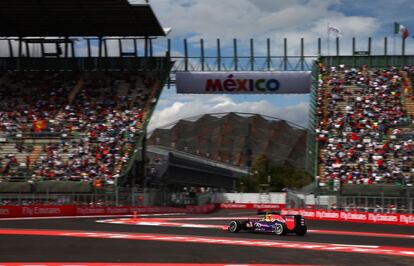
[228,220,241,233]
[274,223,285,235]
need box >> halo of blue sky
[146,0,414,131]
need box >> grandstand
[1,71,154,184]
[314,64,414,188]
[0,0,174,196]
[304,61,414,212]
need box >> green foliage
[239,155,312,192]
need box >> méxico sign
[176,71,311,94]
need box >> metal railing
[306,62,320,180]
[0,57,172,71]
[332,196,413,214]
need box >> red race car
[228,213,307,236]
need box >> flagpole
[327,23,330,65]
[402,35,406,66]
[402,36,405,55]
[393,23,396,66]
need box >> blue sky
[0,1,411,131]
[144,0,414,130]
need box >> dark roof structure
[148,112,308,169]
[147,145,248,175]
[0,0,165,37]
[146,145,247,189]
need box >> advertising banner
[216,205,413,225]
[2,205,412,226]
[219,203,285,210]
[176,71,311,94]
[0,204,216,218]
[281,209,414,226]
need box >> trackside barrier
[281,209,414,226]
[219,203,286,210]
[0,204,216,218]
[216,204,413,226]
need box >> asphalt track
[0,210,413,266]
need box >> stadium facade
[148,112,307,169]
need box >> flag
[32,120,46,132]
[394,22,409,39]
[328,25,342,37]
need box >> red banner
[216,204,413,226]
[0,204,216,218]
[219,203,285,210]
[281,209,414,226]
[2,205,412,226]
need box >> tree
[239,155,312,192]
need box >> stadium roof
[0,0,165,37]
[149,112,305,134]
[148,112,307,169]
[147,145,249,175]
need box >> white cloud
[148,0,393,59]
[151,0,378,42]
[145,0,413,132]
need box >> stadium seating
[316,65,414,190]
[0,71,156,187]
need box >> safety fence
[1,202,413,226]
[219,203,285,210]
[0,57,172,71]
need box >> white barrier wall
[305,195,315,205]
[212,193,286,204]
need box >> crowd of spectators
[0,72,76,134]
[0,71,155,185]
[316,65,414,189]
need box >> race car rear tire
[295,226,307,236]
[274,223,284,236]
[228,221,241,233]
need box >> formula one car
[227,213,307,236]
